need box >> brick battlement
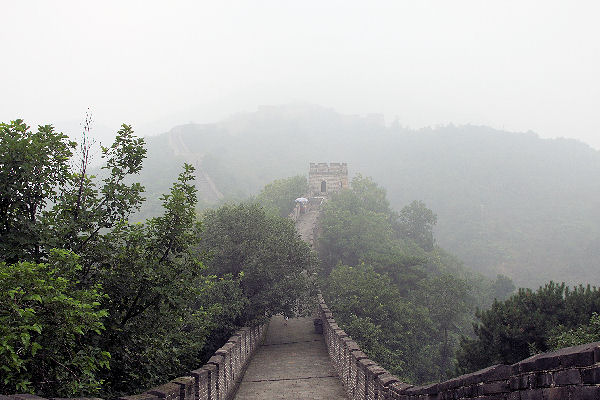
[317,293,600,400]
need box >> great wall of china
[5,162,600,400]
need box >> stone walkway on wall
[233,208,347,399]
[233,315,347,399]
[295,209,319,246]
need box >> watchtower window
[321,180,327,193]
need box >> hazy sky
[2,1,599,148]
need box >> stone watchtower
[308,162,349,196]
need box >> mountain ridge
[135,104,600,288]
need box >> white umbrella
[295,197,308,203]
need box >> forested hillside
[135,104,600,288]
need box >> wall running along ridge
[317,293,600,400]
[4,323,268,400]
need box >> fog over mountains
[131,104,600,288]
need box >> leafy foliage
[548,313,600,350]
[323,264,438,383]
[256,175,308,217]
[396,200,437,251]
[0,118,324,397]
[0,121,244,397]
[92,164,220,395]
[318,175,485,383]
[0,250,108,396]
[456,282,600,374]
[318,176,432,289]
[43,124,146,267]
[414,273,470,377]
[199,202,318,323]
[0,120,75,263]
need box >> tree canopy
[318,175,490,383]
[199,202,318,322]
[456,282,600,374]
[255,175,308,217]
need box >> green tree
[199,202,318,322]
[0,250,109,396]
[318,176,397,273]
[0,119,246,397]
[490,274,516,301]
[396,200,437,251]
[92,165,237,396]
[456,282,600,374]
[323,264,437,383]
[414,273,471,379]
[43,124,146,271]
[256,175,308,217]
[0,120,75,263]
[318,176,427,290]
[548,312,600,350]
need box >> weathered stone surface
[147,382,180,400]
[534,372,552,388]
[519,389,544,400]
[118,396,159,400]
[234,315,347,399]
[581,364,600,383]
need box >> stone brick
[581,364,600,384]
[389,382,413,393]
[147,382,180,400]
[514,342,600,374]
[118,395,159,400]
[570,385,600,400]
[171,376,195,400]
[507,392,521,400]
[215,342,234,356]
[350,349,369,361]
[510,374,529,390]
[190,367,210,400]
[51,398,103,400]
[309,162,348,196]
[542,386,573,400]
[480,380,509,394]
[461,364,512,386]
[559,348,595,368]
[553,368,581,386]
[519,389,544,400]
[377,372,400,387]
[534,371,552,388]
[207,354,224,366]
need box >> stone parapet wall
[4,324,268,400]
[317,293,600,400]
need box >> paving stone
[234,315,347,399]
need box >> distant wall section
[309,162,349,197]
